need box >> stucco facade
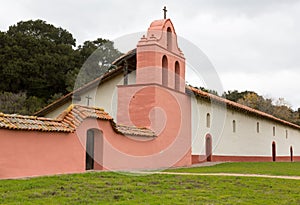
[36,17,300,164]
[1,17,299,179]
[0,105,191,179]
[191,96,300,162]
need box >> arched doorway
[206,134,212,162]
[290,146,293,162]
[272,141,276,162]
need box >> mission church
[0,11,299,179]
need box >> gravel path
[136,171,300,180]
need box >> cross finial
[85,95,92,106]
[163,6,167,19]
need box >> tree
[272,98,294,122]
[0,20,123,114]
[0,20,78,99]
[7,20,76,46]
[0,92,45,115]
[237,92,274,114]
[234,91,300,125]
[198,87,219,96]
[223,90,255,102]
[67,38,122,91]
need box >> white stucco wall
[44,102,71,119]
[192,97,300,157]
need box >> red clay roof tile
[0,104,156,137]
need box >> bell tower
[116,14,192,167]
[117,15,190,143]
[135,18,186,92]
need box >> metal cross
[163,6,167,19]
[85,95,92,106]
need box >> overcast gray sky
[1,0,300,109]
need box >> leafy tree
[68,38,122,90]
[0,92,45,115]
[198,87,219,96]
[0,20,123,114]
[0,20,78,100]
[223,90,256,102]
[47,93,64,104]
[228,90,300,125]
[271,98,295,122]
[7,20,76,46]
[237,92,274,114]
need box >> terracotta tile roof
[0,104,156,137]
[116,124,156,138]
[187,86,300,130]
[57,104,113,131]
[0,113,69,132]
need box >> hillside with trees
[223,90,300,125]
[0,20,122,115]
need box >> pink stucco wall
[0,111,192,179]
[116,84,192,170]
[0,129,85,179]
[76,116,192,171]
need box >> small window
[286,130,288,139]
[206,113,210,128]
[273,126,276,136]
[167,27,172,50]
[233,120,236,133]
[174,61,180,90]
[256,122,260,133]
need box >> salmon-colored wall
[0,129,85,179]
[136,51,185,92]
[113,17,191,170]
[0,99,191,179]
[72,116,192,171]
[136,19,186,92]
[115,84,192,170]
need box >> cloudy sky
[1,0,300,109]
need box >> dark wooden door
[272,142,276,162]
[290,146,293,162]
[86,130,95,170]
[206,135,212,162]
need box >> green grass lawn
[1,162,300,204]
[165,162,300,176]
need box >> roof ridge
[72,104,105,111]
[187,85,300,130]
[0,112,59,121]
